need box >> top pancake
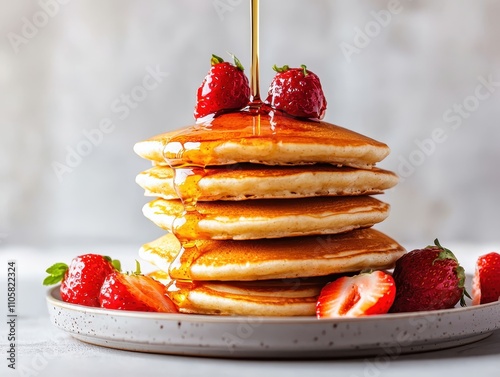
[133,112,390,169]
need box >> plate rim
[46,285,500,358]
[46,285,500,325]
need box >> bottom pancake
[140,228,406,281]
[149,270,333,316]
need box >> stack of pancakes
[134,111,405,316]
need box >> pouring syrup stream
[250,0,261,105]
[168,0,262,281]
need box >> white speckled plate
[46,286,500,358]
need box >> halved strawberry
[316,270,395,318]
[472,252,500,305]
[99,262,177,313]
[44,254,120,307]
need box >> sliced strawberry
[194,54,251,119]
[316,270,395,318]
[44,254,120,307]
[99,263,177,313]
[472,252,500,305]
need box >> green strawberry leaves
[43,255,121,286]
[272,64,308,76]
[104,256,122,272]
[429,238,471,306]
[43,262,68,286]
[210,54,224,66]
[133,260,142,275]
[211,53,245,71]
[272,64,289,73]
[230,54,245,71]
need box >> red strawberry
[265,64,327,120]
[472,252,500,305]
[316,270,395,318]
[44,254,120,307]
[390,239,470,313]
[99,263,177,313]
[194,54,251,119]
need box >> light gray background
[1,0,499,250]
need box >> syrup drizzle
[168,242,198,281]
[171,166,204,211]
[250,0,261,105]
[165,0,262,282]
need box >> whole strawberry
[194,54,251,119]
[390,239,470,313]
[44,254,120,307]
[99,262,178,313]
[472,252,500,305]
[265,64,327,120]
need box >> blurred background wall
[1,0,499,249]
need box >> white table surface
[1,243,500,377]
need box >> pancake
[139,228,406,281]
[136,164,399,201]
[149,270,331,316]
[133,112,390,169]
[143,196,390,240]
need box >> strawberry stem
[228,53,245,71]
[301,64,308,76]
[134,260,142,275]
[431,238,458,264]
[272,64,289,73]
[211,54,224,66]
[104,255,122,272]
